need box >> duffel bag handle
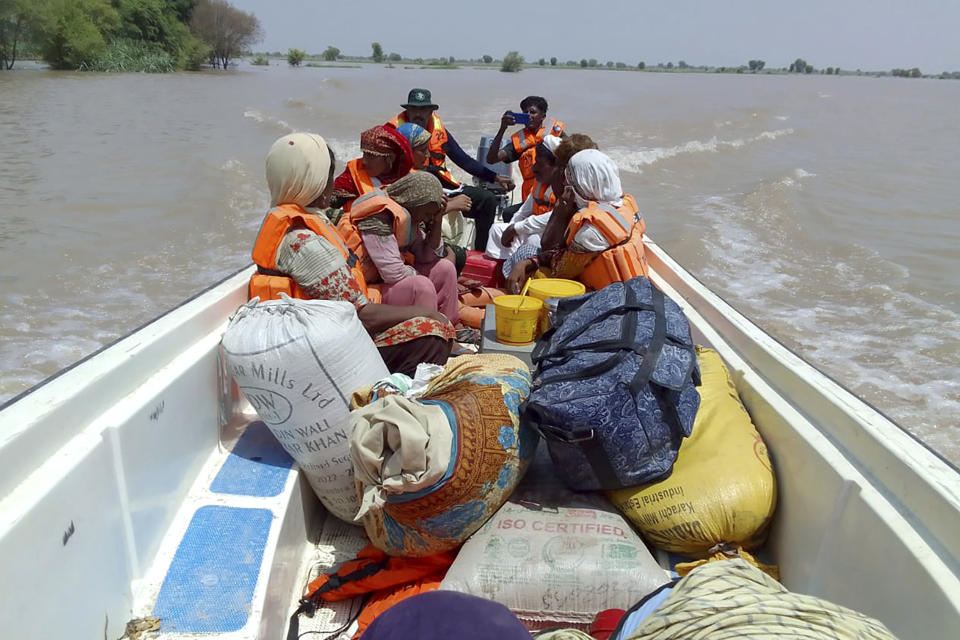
[535,282,655,361]
[523,405,622,490]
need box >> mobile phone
[510,111,530,125]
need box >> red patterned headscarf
[360,125,414,184]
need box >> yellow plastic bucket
[493,295,543,345]
[527,278,586,334]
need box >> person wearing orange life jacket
[249,133,454,376]
[331,125,413,209]
[484,134,563,261]
[486,96,566,201]
[506,149,648,294]
[388,88,513,251]
[395,121,475,275]
[336,171,460,325]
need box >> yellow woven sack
[608,347,776,557]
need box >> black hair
[520,96,548,112]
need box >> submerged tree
[190,0,262,69]
[31,0,119,69]
[321,45,339,61]
[371,41,383,63]
[500,50,523,72]
[287,47,304,66]
[550,56,556,66]
[0,0,36,69]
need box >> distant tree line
[0,0,262,72]
[890,67,922,78]
[243,43,960,82]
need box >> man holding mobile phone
[485,96,566,201]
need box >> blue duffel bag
[522,277,701,490]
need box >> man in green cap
[389,88,513,251]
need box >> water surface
[1,63,957,462]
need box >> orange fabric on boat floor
[354,571,447,638]
[458,287,506,329]
[305,544,455,603]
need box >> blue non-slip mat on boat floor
[153,505,273,633]
[210,421,293,497]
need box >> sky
[229,0,960,72]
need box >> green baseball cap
[401,88,438,109]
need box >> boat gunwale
[642,235,959,476]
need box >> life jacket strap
[287,556,387,640]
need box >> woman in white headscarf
[251,132,455,376]
[484,134,564,261]
[505,148,646,294]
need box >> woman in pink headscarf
[332,124,414,207]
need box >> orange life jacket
[511,117,565,200]
[389,112,459,187]
[353,571,446,637]
[302,544,455,603]
[336,189,418,283]
[290,545,455,640]
[249,203,373,302]
[531,180,557,216]
[345,158,383,205]
[565,194,649,291]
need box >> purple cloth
[361,591,530,640]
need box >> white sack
[221,296,389,522]
[440,443,668,627]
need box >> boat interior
[1,239,958,640]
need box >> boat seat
[132,417,316,639]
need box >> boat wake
[607,129,794,173]
[688,175,960,462]
[243,108,294,134]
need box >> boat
[1,221,959,639]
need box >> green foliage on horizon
[0,0,36,69]
[31,0,117,69]
[891,67,922,78]
[371,41,383,63]
[5,0,219,71]
[79,37,175,72]
[322,45,339,61]
[287,47,304,66]
[500,50,523,72]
